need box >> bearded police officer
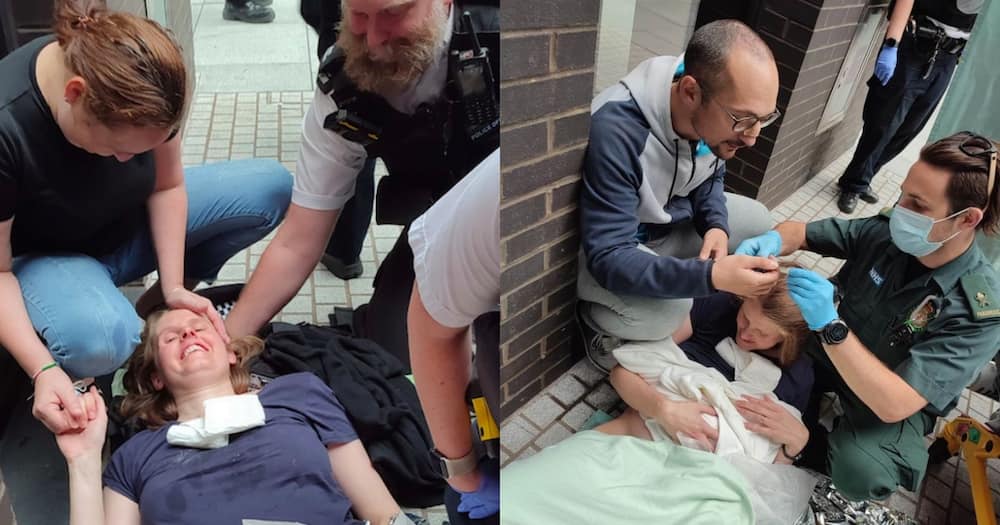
[837,0,985,213]
[737,132,1000,500]
[225,0,499,371]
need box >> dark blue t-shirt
[104,372,365,525]
[679,293,814,413]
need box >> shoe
[321,254,364,280]
[837,191,858,214]
[575,302,621,374]
[223,2,275,23]
[254,0,273,5]
[858,188,879,204]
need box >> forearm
[328,440,400,525]
[886,0,914,41]
[824,332,924,422]
[147,185,188,292]
[774,221,808,255]
[0,272,57,376]
[410,326,473,460]
[609,365,668,418]
[226,242,321,337]
[67,455,105,525]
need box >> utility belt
[909,16,968,55]
[907,16,967,79]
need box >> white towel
[613,337,801,463]
[167,394,266,449]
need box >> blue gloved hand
[874,44,898,86]
[457,466,499,519]
[786,268,838,331]
[734,230,783,257]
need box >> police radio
[450,11,498,143]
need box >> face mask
[889,205,970,257]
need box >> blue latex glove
[786,268,838,331]
[457,466,499,519]
[874,44,898,86]
[734,230,783,257]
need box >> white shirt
[292,7,455,211]
[409,149,499,328]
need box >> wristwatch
[817,318,850,345]
[430,448,478,479]
[884,37,898,48]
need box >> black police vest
[912,0,980,32]
[317,2,499,226]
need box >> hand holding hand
[55,387,107,463]
[734,230,783,257]
[32,366,88,434]
[164,286,230,343]
[699,228,730,261]
[786,268,837,330]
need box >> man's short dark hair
[684,19,775,100]
[921,132,1000,235]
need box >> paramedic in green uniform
[735,131,1000,501]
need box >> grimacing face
[151,309,235,391]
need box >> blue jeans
[1,158,291,524]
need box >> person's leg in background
[353,228,415,369]
[322,159,376,280]
[837,36,927,213]
[111,158,293,313]
[223,0,275,24]
[871,53,958,175]
[1,254,145,525]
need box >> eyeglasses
[711,98,781,133]
[958,132,997,208]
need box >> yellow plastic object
[936,416,1000,525]
[472,396,499,441]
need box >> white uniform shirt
[292,8,455,211]
[408,149,499,328]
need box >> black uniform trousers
[838,32,959,194]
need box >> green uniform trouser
[827,398,935,501]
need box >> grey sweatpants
[577,192,774,341]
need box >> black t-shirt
[0,36,156,257]
[679,292,815,413]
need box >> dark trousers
[353,226,415,370]
[838,34,958,193]
[324,159,376,264]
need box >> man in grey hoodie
[578,20,783,372]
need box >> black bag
[253,322,446,508]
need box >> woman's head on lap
[735,262,809,366]
[121,308,263,427]
[49,0,187,161]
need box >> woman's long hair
[743,262,810,367]
[52,0,187,129]
[120,310,263,428]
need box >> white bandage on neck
[166,394,266,449]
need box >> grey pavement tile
[500,415,536,455]
[534,422,573,449]
[567,358,607,387]
[886,492,917,517]
[562,402,596,431]
[922,475,954,509]
[918,499,948,525]
[196,63,313,93]
[548,374,588,406]
[584,381,621,412]
[520,395,566,429]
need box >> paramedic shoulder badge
[906,295,939,331]
[961,274,1000,320]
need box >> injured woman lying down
[55,308,412,525]
[503,267,820,525]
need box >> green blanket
[501,431,754,525]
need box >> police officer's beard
[337,5,446,97]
